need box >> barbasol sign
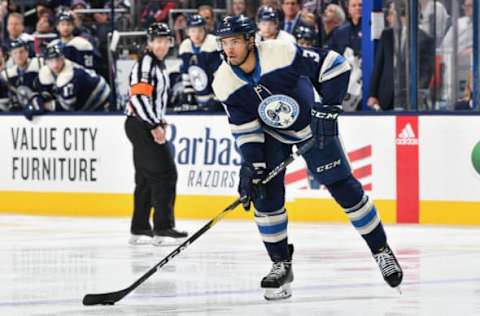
[166,115,242,194]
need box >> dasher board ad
[0,115,397,202]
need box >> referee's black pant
[125,116,178,235]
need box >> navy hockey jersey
[212,40,351,165]
[37,59,110,111]
[179,34,222,106]
[49,37,96,69]
[1,57,43,107]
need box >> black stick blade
[82,289,129,306]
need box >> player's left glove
[23,98,45,121]
[310,105,342,149]
[238,164,266,211]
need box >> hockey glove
[238,164,266,211]
[310,105,342,149]
[24,98,45,121]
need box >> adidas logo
[396,123,418,145]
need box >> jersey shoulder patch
[68,37,94,51]
[179,39,193,55]
[56,60,75,87]
[200,34,219,53]
[212,61,246,102]
[258,39,296,75]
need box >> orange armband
[130,82,154,97]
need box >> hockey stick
[82,138,315,306]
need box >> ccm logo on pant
[316,159,341,173]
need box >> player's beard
[228,45,251,67]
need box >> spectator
[280,0,308,35]
[321,4,345,47]
[328,0,361,56]
[36,0,55,20]
[368,0,434,111]
[140,0,176,28]
[440,0,473,97]
[454,71,473,110]
[255,6,296,44]
[419,0,450,45]
[71,1,98,48]
[33,14,57,56]
[4,13,35,59]
[231,0,248,16]
[197,4,216,34]
[173,14,188,46]
[328,0,362,111]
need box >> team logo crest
[258,95,300,129]
[188,65,208,92]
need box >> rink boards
[0,114,479,225]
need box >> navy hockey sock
[255,208,290,262]
[327,176,387,253]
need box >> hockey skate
[152,228,188,247]
[261,244,294,301]
[373,244,403,290]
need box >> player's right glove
[238,163,266,211]
[310,105,342,149]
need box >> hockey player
[125,23,188,246]
[33,44,110,112]
[212,15,403,300]
[294,26,316,48]
[255,6,296,45]
[0,40,43,116]
[49,10,97,69]
[178,15,222,111]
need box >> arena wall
[0,114,479,225]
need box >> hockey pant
[252,134,387,262]
[125,117,178,235]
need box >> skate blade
[264,283,292,301]
[152,236,186,247]
[128,236,152,246]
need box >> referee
[125,23,188,246]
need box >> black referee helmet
[147,23,174,42]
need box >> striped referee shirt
[127,51,169,127]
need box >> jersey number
[63,83,74,97]
[84,55,94,68]
[302,49,320,63]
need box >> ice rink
[1,215,480,316]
